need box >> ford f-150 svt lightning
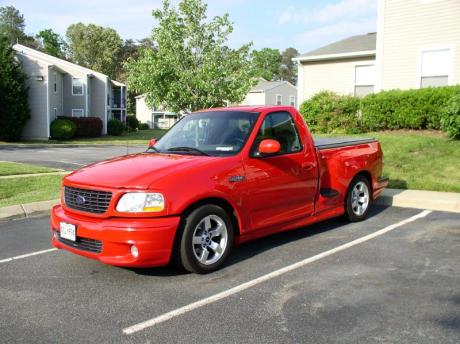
[51,106,388,273]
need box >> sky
[1,0,377,54]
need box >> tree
[35,29,65,58]
[280,47,299,85]
[125,0,255,113]
[66,23,122,78]
[251,48,282,81]
[0,35,30,141]
[0,6,26,45]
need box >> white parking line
[0,248,57,264]
[123,210,432,335]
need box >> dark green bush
[441,94,460,139]
[50,119,77,140]
[138,123,150,130]
[60,116,103,137]
[107,119,125,136]
[299,91,361,134]
[126,115,139,130]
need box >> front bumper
[51,205,181,268]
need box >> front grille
[64,186,112,214]
[56,231,103,254]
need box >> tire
[177,205,234,274]
[345,175,371,222]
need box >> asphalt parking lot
[0,205,459,343]
[0,145,145,170]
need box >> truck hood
[64,153,215,190]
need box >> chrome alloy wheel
[192,215,228,265]
[351,181,370,216]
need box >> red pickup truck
[51,106,388,273]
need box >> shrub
[60,116,103,138]
[126,115,139,130]
[441,94,460,139]
[50,119,77,140]
[138,123,150,130]
[0,36,30,141]
[107,119,125,136]
[299,91,361,134]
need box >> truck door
[243,110,318,231]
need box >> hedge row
[299,85,460,139]
[51,116,103,140]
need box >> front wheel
[345,176,371,222]
[177,205,233,274]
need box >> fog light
[130,245,139,258]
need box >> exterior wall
[15,53,49,139]
[48,69,64,121]
[63,74,86,116]
[265,84,297,107]
[241,92,266,106]
[378,0,460,90]
[299,56,376,102]
[136,96,153,128]
[89,76,107,128]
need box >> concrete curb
[375,189,460,213]
[0,199,60,221]
[0,171,69,179]
[0,143,146,149]
[1,188,459,221]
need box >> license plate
[60,222,76,241]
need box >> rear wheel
[346,175,371,222]
[177,205,233,274]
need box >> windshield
[152,111,260,156]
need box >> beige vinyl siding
[15,54,49,139]
[241,92,265,105]
[299,56,376,101]
[379,0,460,90]
[136,96,154,127]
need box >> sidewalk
[0,171,69,179]
[1,189,459,221]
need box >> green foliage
[360,86,460,131]
[126,0,255,113]
[50,119,77,140]
[441,94,460,139]
[299,91,361,134]
[280,47,299,84]
[35,29,65,58]
[0,6,25,45]
[126,115,139,130]
[66,23,123,78]
[0,36,30,141]
[107,119,125,136]
[252,48,281,81]
[138,123,150,130]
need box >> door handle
[301,162,315,170]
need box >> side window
[251,111,302,157]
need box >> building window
[72,78,84,96]
[276,95,282,105]
[420,48,451,88]
[72,109,84,117]
[289,95,296,107]
[354,64,375,97]
[53,73,57,94]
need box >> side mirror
[148,138,157,147]
[258,139,281,155]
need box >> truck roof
[194,105,297,113]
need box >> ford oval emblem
[75,195,86,205]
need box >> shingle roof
[299,33,376,59]
[249,78,296,92]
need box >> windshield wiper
[146,146,160,153]
[167,146,209,156]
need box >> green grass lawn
[0,129,167,146]
[0,175,63,207]
[0,161,61,176]
[319,130,460,193]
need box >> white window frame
[353,63,375,96]
[72,77,84,96]
[289,95,296,107]
[417,45,454,88]
[72,108,85,117]
[276,94,282,105]
[53,73,57,94]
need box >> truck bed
[314,137,376,150]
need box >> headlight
[116,193,165,213]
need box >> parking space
[0,206,459,343]
[0,145,145,170]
